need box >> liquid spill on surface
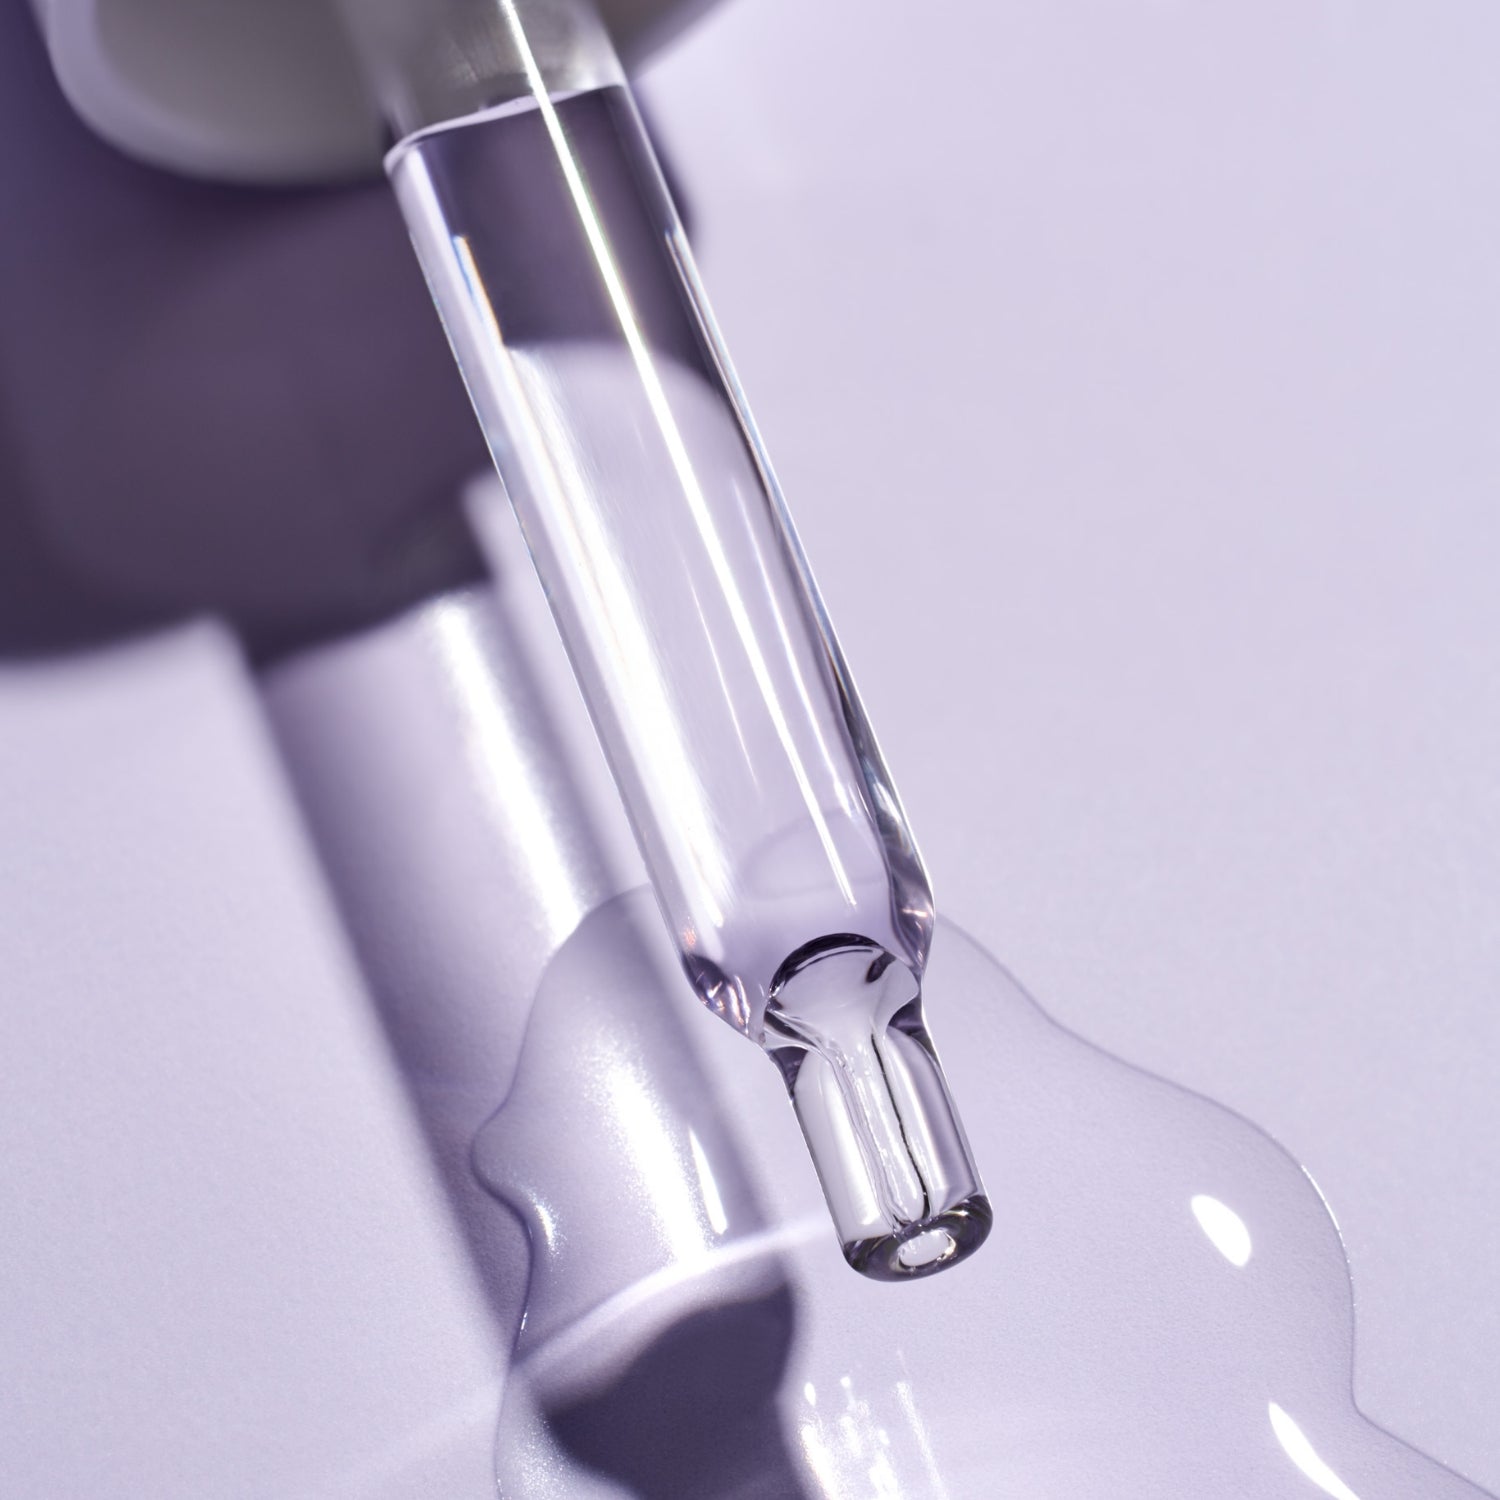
[473,890,1496,1499]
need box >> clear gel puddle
[474,891,1495,1499]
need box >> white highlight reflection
[687,1129,729,1236]
[604,1061,712,1262]
[493,0,858,909]
[1269,1402,1362,1500]
[896,1377,954,1500]
[797,1415,842,1495]
[793,1369,953,1499]
[1191,1194,1253,1267]
[430,602,581,943]
[506,343,731,930]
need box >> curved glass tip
[764,936,991,1281]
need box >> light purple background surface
[2,0,1497,1493]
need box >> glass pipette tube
[344,0,990,1278]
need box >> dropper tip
[764,935,990,1283]
[845,1195,993,1282]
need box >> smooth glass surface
[387,72,984,1273]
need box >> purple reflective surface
[2,0,1498,1492]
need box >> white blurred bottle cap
[29,0,715,184]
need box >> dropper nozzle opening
[849,1199,993,1282]
[766,936,991,1281]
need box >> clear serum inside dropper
[339,0,990,1277]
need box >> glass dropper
[337,0,990,1278]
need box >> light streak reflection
[604,1060,712,1263]
[1269,1402,1362,1500]
[492,0,858,908]
[687,1128,730,1236]
[430,601,581,943]
[1190,1193,1253,1267]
